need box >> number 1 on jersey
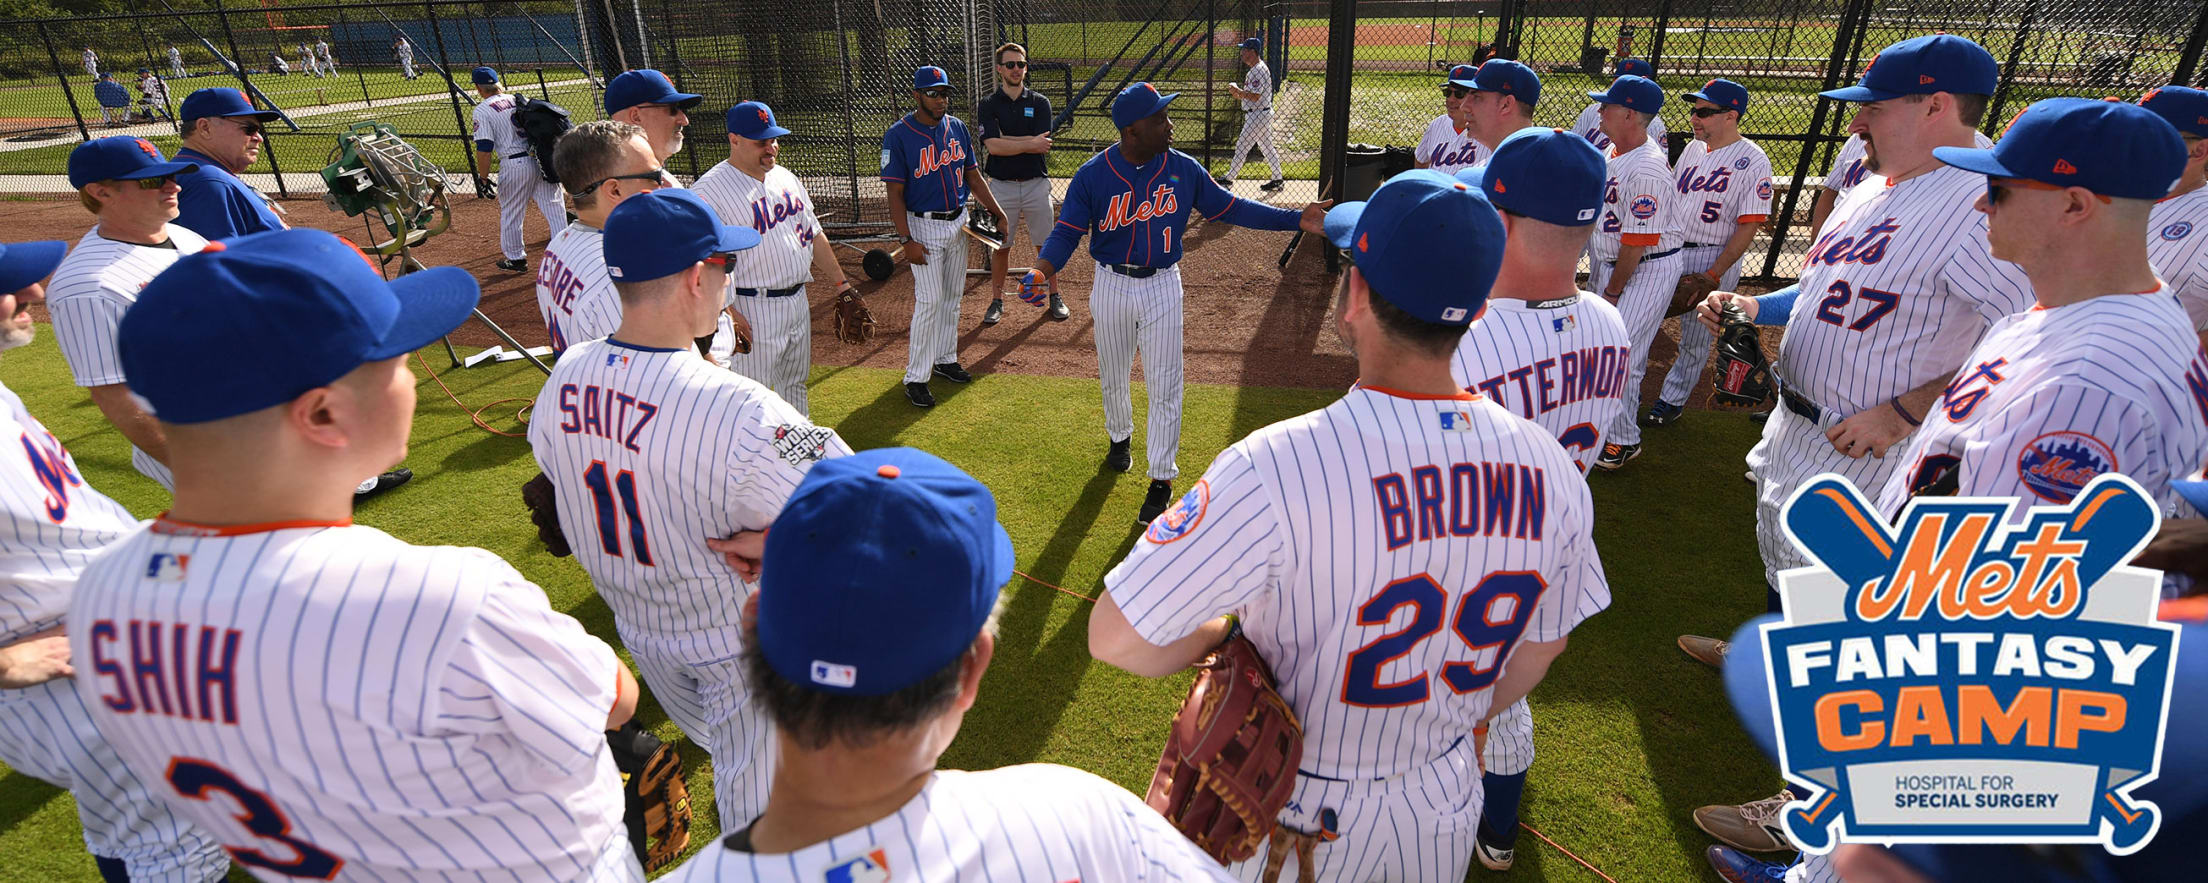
[583,460,653,565]
[1340,571,1546,707]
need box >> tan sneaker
[1678,634,1730,669]
[1693,789,1796,853]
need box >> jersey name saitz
[85,619,245,725]
[1373,461,1550,550]
[1097,184,1179,232]
[1465,345,1630,420]
[911,138,968,177]
[1807,217,1901,266]
[557,383,661,453]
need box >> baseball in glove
[1668,272,1720,319]
[727,307,754,355]
[1146,633,1304,865]
[833,289,875,344]
[1710,303,1774,408]
[521,472,571,558]
[607,721,693,873]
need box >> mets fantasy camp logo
[1757,473,2179,855]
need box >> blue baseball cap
[179,87,279,124]
[1683,78,1749,115]
[727,100,791,140]
[1614,57,1654,78]
[2140,85,2208,139]
[1820,34,1997,102]
[136,67,149,75]
[1111,82,1178,130]
[1323,170,1505,325]
[1238,38,1262,52]
[1934,98,2186,201]
[1456,128,1604,227]
[758,447,1015,696]
[1586,75,1663,114]
[1444,63,1480,89]
[0,240,67,293]
[118,229,479,424]
[601,189,762,283]
[605,69,701,114]
[913,66,950,90]
[470,66,499,85]
[1468,59,1541,106]
[67,136,198,190]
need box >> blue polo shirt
[171,146,285,240]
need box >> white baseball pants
[1746,397,1908,586]
[0,677,229,881]
[169,58,186,78]
[1093,263,1184,481]
[1654,244,1747,408]
[623,631,775,829]
[1226,108,1282,182]
[1231,736,1481,883]
[903,212,968,384]
[726,288,814,415]
[1482,697,1534,776]
[400,55,416,78]
[1593,249,1683,448]
[497,157,565,262]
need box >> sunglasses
[227,119,264,136]
[1986,176,2111,205]
[130,175,177,190]
[1691,107,1735,118]
[999,60,1028,69]
[1442,86,1471,99]
[576,168,671,196]
[921,88,952,99]
[699,252,739,270]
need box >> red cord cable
[412,351,533,438]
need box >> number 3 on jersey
[1341,571,1546,706]
[167,758,342,879]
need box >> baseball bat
[1277,179,1337,270]
[960,224,1005,252]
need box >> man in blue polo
[606,69,701,168]
[171,87,285,239]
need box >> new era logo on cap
[2053,158,2078,174]
[1920,74,1936,84]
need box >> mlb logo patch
[823,848,890,883]
[604,353,630,368]
[146,553,189,581]
[1438,410,1476,431]
[1629,195,1658,219]
[1577,207,1597,221]
[810,660,858,688]
[1552,314,1577,333]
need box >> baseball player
[1457,59,1542,155]
[1219,37,1283,191]
[296,43,317,78]
[473,67,567,273]
[1031,82,1327,524]
[694,100,860,415]
[977,41,1066,324]
[315,38,334,76]
[267,50,288,76]
[47,137,207,492]
[167,43,185,78]
[537,120,671,355]
[1447,130,1628,871]
[1676,35,2033,857]
[605,69,700,171]
[530,188,854,828]
[1583,74,1683,470]
[1807,128,1993,255]
[135,68,171,123]
[2140,86,2208,331]
[1575,57,1667,152]
[1877,99,2208,525]
[0,238,229,882]
[881,64,1006,408]
[1415,64,1486,175]
[92,73,130,127]
[82,45,97,78]
[1646,79,1774,427]
[71,228,647,879]
[395,36,416,80]
[662,448,1233,881]
[1092,171,1610,882]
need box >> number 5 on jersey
[1342,571,1546,706]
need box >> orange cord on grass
[1011,568,1098,604]
[413,351,534,438]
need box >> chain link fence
[4,0,2205,280]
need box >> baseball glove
[1710,304,1774,408]
[833,290,874,344]
[474,176,497,199]
[521,472,570,558]
[1146,634,1304,865]
[727,308,753,355]
[1668,272,1720,319]
[606,722,693,873]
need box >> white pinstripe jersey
[1416,114,1485,176]
[1451,293,1633,472]
[1574,102,1667,154]
[1779,164,2034,415]
[527,338,850,651]
[1878,292,2208,516]
[2148,185,2208,330]
[1104,386,1610,780]
[1591,138,1680,261]
[537,221,621,354]
[472,93,526,155]
[66,519,635,880]
[1673,138,1773,246]
[0,380,138,645]
[1819,132,1994,192]
[1240,61,1273,111]
[47,225,209,390]
[692,161,820,289]
[661,764,1234,881]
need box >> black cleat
[933,362,973,384]
[1594,442,1641,471]
[1104,438,1132,473]
[1259,179,1286,192]
[496,258,527,272]
[1137,479,1174,524]
[354,468,412,500]
[904,381,935,408]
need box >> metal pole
[39,22,93,142]
[205,0,289,197]
[1650,0,1676,71]
[2173,3,2208,87]
[343,8,375,106]
[836,0,862,224]
[425,0,488,196]
[1758,0,1870,279]
[1202,0,1215,171]
[1983,0,2041,136]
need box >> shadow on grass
[0,769,60,842]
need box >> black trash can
[1343,143,1387,203]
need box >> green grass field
[0,322,1785,880]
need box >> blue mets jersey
[880,113,975,214]
[1040,146,1300,271]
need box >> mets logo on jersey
[1755,473,2178,856]
[2017,431,2116,502]
[1757,178,1775,201]
[822,847,889,883]
[2160,221,2193,242]
[1629,195,1659,220]
[1144,480,1208,544]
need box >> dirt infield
[0,192,1767,408]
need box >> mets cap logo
[2160,221,2192,241]
[1629,195,1658,219]
[2017,431,2115,502]
[757,107,771,125]
[1144,480,1209,544]
[1757,473,2179,856]
[134,138,158,158]
[822,847,889,883]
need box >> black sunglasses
[577,168,670,196]
[1443,86,1471,99]
[921,88,952,99]
[1691,107,1735,118]
[226,119,264,136]
[130,174,178,190]
[999,60,1028,69]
